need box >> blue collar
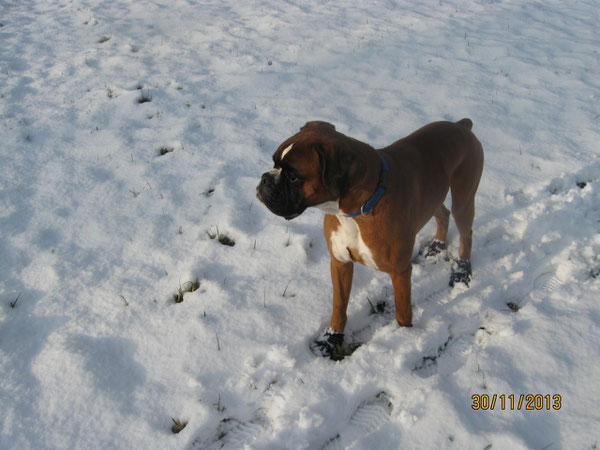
[343,154,390,218]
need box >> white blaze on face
[268,167,282,182]
[280,143,294,160]
[330,215,379,270]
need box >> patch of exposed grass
[171,418,187,434]
[330,342,362,361]
[213,394,226,412]
[173,278,200,304]
[202,187,215,197]
[137,89,152,103]
[105,84,115,98]
[506,300,520,312]
[183,278,200,293]
[281,281,295,298]
[414,334,454,371]
[367,297,387,315]
[10,292,21,308]
[158,145,174,156]
[207,227,235,247]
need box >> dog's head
[256,121,364,220]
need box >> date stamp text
[471,394,562,411]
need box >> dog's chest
[329,216,379,269]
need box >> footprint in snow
[532,271,563,298]
[510,270,564,310]
[322,391,393,450]
[196,409,270,449]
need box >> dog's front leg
[330,258,354,333]
[391,266,413,327]
[311,258,353,357]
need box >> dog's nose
[260,172,273,186]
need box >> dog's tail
[456,118,473,130]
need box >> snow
[1,0,599,448]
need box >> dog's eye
[288,172,299,183]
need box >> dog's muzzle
[256,170,278,204]
[256,170,306,220]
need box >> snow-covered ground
[1,0,599,448]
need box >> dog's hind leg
[451,195,475,261]
[391,265,413,327]
[449,193,475,286]
[448,144,483,286]
[433,204,451,243]
[421,204,450,259]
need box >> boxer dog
[256,119,484,357]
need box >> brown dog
[257,119,484,356]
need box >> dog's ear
[301,121,336,132]
[314,142,358,199]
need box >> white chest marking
[281,143,294,160]
[330,216,379,269]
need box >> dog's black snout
[260,172,273,186]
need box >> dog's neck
[338,148,382,217]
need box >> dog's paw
[310,327,344,358]
[449,259,472,287]
[419,239,448,262]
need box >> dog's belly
[329,216,379,270]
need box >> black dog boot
[449,259,472,287]
[421,239,447,260]
[310,328,344,358]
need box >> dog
[256,119,484,357]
